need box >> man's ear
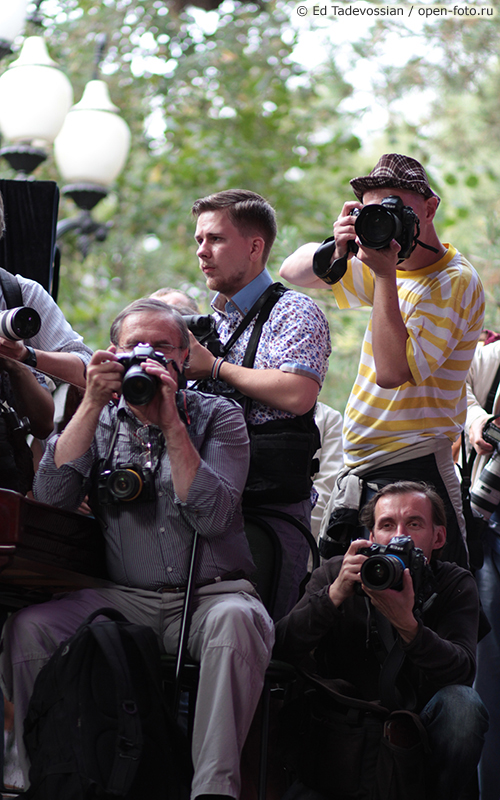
[249,236,265,262]
[432,525,447,552]
[425,196,439,222]
[368,531,375,543]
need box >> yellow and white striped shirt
[332,244,485,468]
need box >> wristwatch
[22,346,37,369]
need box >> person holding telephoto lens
[280,154,485,568]
[464,338,500,800]
[0,190,92,495]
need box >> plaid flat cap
[350,153,440,204]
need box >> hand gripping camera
[183,314,224,357]
[117,344,173,406]
[351,195,420,260]
[358,535,428,607]
[470,417,500,520]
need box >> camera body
[351,195,419,260]
[116,344,172,406]
[482,417,500,449]
[358,535,428,602]
[470,417,500,520]
[183,314,224,357]
[97,462,156,504]
[0,306,41,341]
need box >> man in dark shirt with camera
[0,298,274,800]
[274,481,488,800]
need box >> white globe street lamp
[0,36,73,174]
[55,79,131,211]
[0,0,30,59]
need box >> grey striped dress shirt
[34,391,255,589]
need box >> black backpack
[23,607,192,799]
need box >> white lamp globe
[0,36,73,146]
[54,80,131,189]
[0,0,30,48]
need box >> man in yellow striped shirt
[280,154,485,566]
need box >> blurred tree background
[1,0,499,413]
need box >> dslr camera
[351,195,419,260]
[117,344,172,406]
[183,314,224,357]
[98,462,155,505]
[470,417,500,520]
[0,306,41,341]
[358,535,428,606]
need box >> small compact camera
[117,344,172,406]
[98,462,156,504]
[0,306,41,341]
[183,314,224,357]
[358,535,428,606]
[351,195,419,260]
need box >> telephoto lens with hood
[0,307,41,341]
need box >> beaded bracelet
[211,357,224,380]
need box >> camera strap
[370,606,417,712]
[209,282,288,419]
[0,267,22,310]
[219,282,288,359]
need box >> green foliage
[0,0,367,410]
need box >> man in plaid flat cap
[280,153,484,567]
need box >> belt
[156,569,246,593]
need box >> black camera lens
[122,365,158,406]
[361,554,405,591]
[107,468,144,502]
[0,306,41,341]
[354,205,402,250]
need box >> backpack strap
[90,621,143,796]
[485,361,500,415]
[0,267,22,309]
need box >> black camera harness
[196,281,289,419]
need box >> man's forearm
[162,418,201,503]
[371,275,412,388]
[217,362,319,416]
[7,364,54,439]
[54,398,101,467]
[34,351,87,388]
[279,243,325,289]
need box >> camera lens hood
[354,205,402,250]
[0,306,41,341]
[122,365,158,406]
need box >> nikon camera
[351,195,419,260]
[470,417,500,520]
[358,534,428,608]
[116,344,173,406]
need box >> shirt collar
[212,269,273,317]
